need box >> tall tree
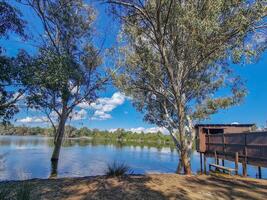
[20,0,108,164]
[0,1,26,123]
[107,0,267,174]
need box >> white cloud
[108,128,118,132]
[69,109,87,121]
[77,101,91,109]
[89,92,126,120]
[253,33,266,44]
[91,112,112,120]
[145,127,169,134]
[17,92,127,123]
[231,122,240,125]
[17,116,49,123]
[17,109,87,124]
[109,127,169,134]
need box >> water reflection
[0,136,266,181]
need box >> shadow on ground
[1,174,267,200]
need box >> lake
[0,136,266,180]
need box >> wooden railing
[205,131,267,167]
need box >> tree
[0,1,26,123]
[20,0,109,164]
[107,0,266,174]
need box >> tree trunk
[50,158,58,178]
[181,151,191,175]
[176,158,183,174]
[51,114,67,162]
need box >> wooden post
[207,129,210,152]
[221,134,225,172]
[222,159,225,173]
[222,134,225,166]
[200,153,203,174]
[204,153,207,174]
[258,166,262,179]
[214,151,217,164]
[242,161,247,177]
[242,148,247,177]
[235,152,239,175]
[242,134,247,177]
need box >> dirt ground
[1,174,267,200]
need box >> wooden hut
[195,124,256,153]
[195,124,267,178]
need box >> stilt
[242,148,247,177]
[242,162,247,177]
[214,151,219,165]
[200,153,203,174]
[242,135,247,177]
[204,154,207,174]
[235,152,239,175]
[222,159,225,173]
[258,166,262,179]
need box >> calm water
[0,136,266,180]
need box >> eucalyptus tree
[0,1,26,123]
[20,0,108,163]
[107,0,267,174]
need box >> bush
[0,186,12,200]
[0,182,32,200]
[15,182,32,200]
[105,161,133,177]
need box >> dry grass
[0,181,32,200]
[105,161,133,177]
[0,174,267,200]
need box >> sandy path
[1,174,267,200]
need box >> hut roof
[194,124,255,128]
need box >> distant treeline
[0,125,174,146]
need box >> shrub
[15,182,32,200]
[105,161,133,177]
[0,185,12,200]
[0,182,32,200]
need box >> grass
[0,182,32,200]
[105,161,133,177]
[0,186,11,200]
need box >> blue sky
[2,1,267,132]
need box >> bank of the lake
[1,174,267,200]
[0,125,174,146]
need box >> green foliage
[113,0,266,126]
[0,124,54,136]
[0,1,25,37]
[0,186,11,200]
[0,1,26,124]
[0,124,175,148]
[105,161,132,177]
[109,0,266,173]
[0,182,33,200]
[15,182,32,200]
[20,0,104,117]
[18,0,107,161]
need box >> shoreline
[0,134,91,139]
[1,174,267,199]
[0,135,175,148]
